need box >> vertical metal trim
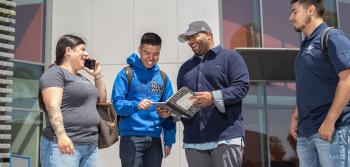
[132,0,135,50]
[263,82,271,167]
[258,1,271,166]
[256,82,264,167]
[336,0,341,28]
[44,0,53,69]
[259,0,265,48]
[42,0,47,65]
[43,0,53,132]
[218,0,224,45]
[89,0,93,55]
[176,0,179,65]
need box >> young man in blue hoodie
[111,32,176,167]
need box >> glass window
[262,0,300,48]
[265,82,297,166]
[223,1,269,166]
[14,0,45,63]
[12,62,42,110]
[12,1,45,166]
[222,0,262,49]
[11,62,43,167]
[11,109,41,167]
[324,0,337,27]
[261,1,300,165]
[243,83,269,167]
[338,0,350,36]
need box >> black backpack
[123,66,168,99]
[320,27,336,59]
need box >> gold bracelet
[95,74,103,80]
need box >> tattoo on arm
[97,88,107,103]
[47,104,66,137]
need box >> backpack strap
[159,70,168,101]
[321,27,336,59]
[124,66,168,100]
[124,66,133,91]
[160,70,167,88]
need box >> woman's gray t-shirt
[39,66,99,144]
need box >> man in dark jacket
[177,20,249,167]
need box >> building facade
[0,0,16,167]
[8,0,350,167]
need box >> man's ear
[308,4,316,16]
[206,32,213,41]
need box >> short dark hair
[140,32,162,47]
[290,0,325,17]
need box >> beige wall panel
[51,0,92,63]
[176,0,221,63]
[133,0,178,63]
[91,0,133,65]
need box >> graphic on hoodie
[151,80,164,94]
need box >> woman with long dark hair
[39,34,106,167]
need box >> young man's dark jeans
[119,136,163,167]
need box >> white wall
[46,0,221,166]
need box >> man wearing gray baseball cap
[178,21,212,42]
[177,20,249,167]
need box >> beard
[294,15,311,32]
[193,40,210,56]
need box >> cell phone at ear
[84,59,96,69]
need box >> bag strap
[97,103,117,126]
[160,70,167,88]
[159,70,168,101]
[321,27,336,59]
[124,66,133,91]
[124,65,168,100]
[106,107,117,125]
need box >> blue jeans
[40,136,98,167]
[119,136,163,167]
[296,133,335,167]
[332,126,350,167]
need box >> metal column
[0,0,15,167]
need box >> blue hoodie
[111,53,176,147]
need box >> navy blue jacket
[177,45,249,143]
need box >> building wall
[36,0,350,167]
[46,0,221,166]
